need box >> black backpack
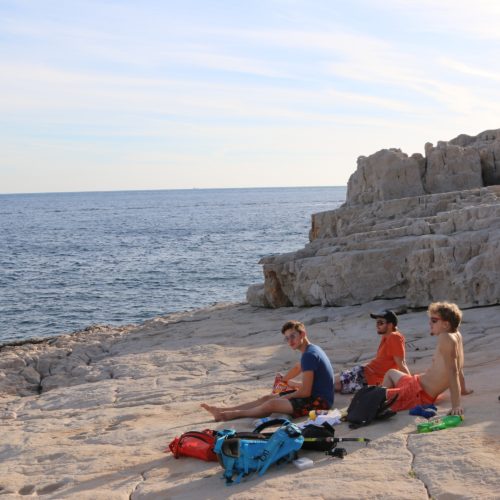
[254,419,370,457]
[300,421,338,451]
[346,386,398,429]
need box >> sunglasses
[376,320,387,326]
[430,317,442,323]
[283,332,300,343]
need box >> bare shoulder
[438,331,464,356]
[437,332,459,351]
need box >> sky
[1,0,500,194]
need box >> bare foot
[200,403,224,421]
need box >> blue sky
[1,0,499,193]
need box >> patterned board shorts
[289,395,330,418]
[339,365,367,394]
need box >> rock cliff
[247,129,500,309]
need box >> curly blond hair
[428,302,462,332]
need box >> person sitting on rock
[201,320,334,421]
[383,302,473,415]
[335,309,410,394]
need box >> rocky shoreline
[2,128,500,498]
[1,301,499,498]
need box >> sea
[0,187,346,344]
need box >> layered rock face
[247,129,500,309]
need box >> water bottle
[417,415,464,433]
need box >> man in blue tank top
[201,320,334,421]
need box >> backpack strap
[253,418,290,433]
[257,423,303,476]
[214,421,303,485]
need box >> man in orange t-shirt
[335,310,410,393]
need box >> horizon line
[0,184,348,196]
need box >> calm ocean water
[0,187,346,343]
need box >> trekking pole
[302,436,370,459]
[303,437,370,445]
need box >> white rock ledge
[1,302,499,499]
[248,129,500,309]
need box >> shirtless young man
[201,320,334,422]
[382,302,473,415]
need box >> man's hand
[448,406,464,416]
[276,372,301,389]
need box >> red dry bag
[167,429,218,462]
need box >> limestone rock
[0,325,128,397]
[448,129,500,186]
[21,366,41,385]
[346,128,500,206]
[246,283,270,307]
[248,129,500,309]
[347,149,426,205]
[424,142,482,194]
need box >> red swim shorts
[386,374,436,412]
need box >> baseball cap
[370,309,398,326]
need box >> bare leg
[201,394,275,415]
[214,397,295,422]
[214,398,293,420]
[382,369,407,388]
[200,393,278,420]
[218,394,276,411]
[334,373,342,392]
[200,404,224,421]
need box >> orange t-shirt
[364,331,405,385]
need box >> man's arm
[457,332,473,395]
[393,356,411,375]
[282,370,313,399]
[440,335,463,415]
[459,370,473,395]
[282,362,301,382]
[280,362,302,389]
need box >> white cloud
[1,1,499,193]
[376,0,500,39]
[441,58,500,83]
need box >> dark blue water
[0,187,346,343]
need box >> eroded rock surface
[248,129,500,309]
[1,303,499,499]
[0,325,128,397]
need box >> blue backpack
[214,419,303,485]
